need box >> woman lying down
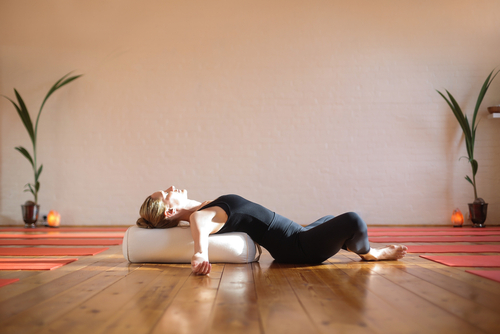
[137,186,407,275]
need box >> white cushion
[122,225,259,263]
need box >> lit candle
[47,210,61,227]
[451,208,463,227]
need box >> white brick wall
[0,0,499,226]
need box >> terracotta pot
[21,204,40,228]
[468,202,488,228]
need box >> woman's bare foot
[359,245,408,261]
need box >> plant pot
[21,204,40,228]
[468,202,488,228]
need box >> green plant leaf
[6,72,81,205]
[14,146,34,168]
[463,115,474,158]
[37,73,83,130]
[3,94,35,144]
[447,91,472,140]
[437,90,472,144]
[35,164,43,182]
[473,69,499,127]
[446,91,475,159]
[24,183,35,196]
[436,90,466,132]
[14,89,36,144]
[35,73,82,140]
[471,122,477,151]
[39,72,72,111]
[436,90,455,111]
[438,69,498,201]
[471,159,478,177]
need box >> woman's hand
[191,253,211,275]
[188,208,223,276]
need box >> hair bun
[136,217,152,229]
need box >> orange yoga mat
[0,258,78,270]
[0,278,20,288]
[0,247,109,256]
[407,245,500,253]
[369,236,500,243]
[0,239,122,246]
[465,270,500,283]
[420,255,500,267]
[0,227,129,232]
[0,233,124,239]
[369,231,500,236]
[368,227,500,232]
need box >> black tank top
[199,195,304,254]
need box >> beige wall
[1,0,499,226]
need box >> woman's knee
[343,212,367,233]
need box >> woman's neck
[184,199,203,211]
[176,199,204,221]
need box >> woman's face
[150,186,188,216]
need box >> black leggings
[272,212,371,263]
[300,212,371,262]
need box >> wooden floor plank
[372,265,500,334]
[252,253,320,334]
[149,265,223,334]
[0,270,39,280]
[0,246,125,302]
[208,263,261,334]
[419,264,500,295]
[0,261,138,334]
[34,264,167,334]
[94,265,192,334]
[151,300,214,334]
[0,259,127,320]
[278,262,376,334]
[342,265,483,334]
[314,262,427,334]
[400,265,500,310]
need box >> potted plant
[3,72,82,227]
[437,69,499,227]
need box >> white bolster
[122,225,258,263]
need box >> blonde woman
[138,186,407,275]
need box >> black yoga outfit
[200,194,371,263]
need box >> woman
[137,186,407,275]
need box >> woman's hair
[136,196,179,229]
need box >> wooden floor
[1,242,500,334]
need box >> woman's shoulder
[220,194,248,201]
[218,194,253,205]
[197,194,246,213]
[206,194,246,204]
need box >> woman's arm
[188,207,226,275]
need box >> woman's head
[136,186,188,229]
[137,196,173,228]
